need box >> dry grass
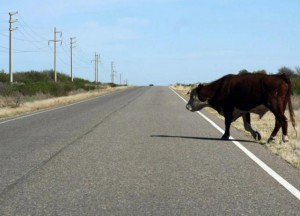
[0,86,130,119]
[171,85,300,169]
[233,109,300,168]
[172,85,193,97]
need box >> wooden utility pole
[48,27,62,82]
[9,11,18,83]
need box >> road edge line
[170,87,300,201]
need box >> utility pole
[91,52,98,83]
[9,11,18,83]
[115,71,118,84]
[96,54,100,83]
[70,37,76,82]
[120,73,122,85]
[111,61,115,84]
[48,27,62,82]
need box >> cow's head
[186,84,209,112]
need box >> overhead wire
[0,12,97,81]
[17,13,49,41]
[16,17,51,53]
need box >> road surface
[0,86,300,215]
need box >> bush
[293,80,300,95]
[0,82,14,96]
[14,71,51,83]
[0,72,9,82]
[17,82,51,96]
[0,70,118,99]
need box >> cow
[186,73,297,143]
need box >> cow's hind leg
[242,113,261,141]
[268,119,281,143]
[268,115,288,143]
[267,98,289,143]
[278,114,289,143]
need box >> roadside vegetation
[0,70,128,117]
[172,66,300,169]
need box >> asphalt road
[0,86,300,215]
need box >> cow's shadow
[150,135,256,144]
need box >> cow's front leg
[242,113,261,141]
[222,115,232,140]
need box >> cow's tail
[288,94,297,135]
[281,74,297,136]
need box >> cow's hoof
[281,135,289,143]
[267,136,276,144]
[254,131,261,141]
[221,135,229,140]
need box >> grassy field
[171,85,300,169]
[0,71,129,118]
[0,86,129,118]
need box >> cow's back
[216,74,289,111]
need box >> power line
[0,33,8,37]
[18,13,49,41]
[0,12,105,82]
[17,29,51,52]
[57,55,69,67]
[0,45,8,49]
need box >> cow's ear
[197,84,204,94]
[197,84,207,101]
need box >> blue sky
[0,0,299,85]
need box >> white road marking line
[170,87,300,201]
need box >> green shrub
[0,72,9,82]
[293,81,300,95]
[0,70,103,98]
[14,71,51,83]
[0,82,14,96]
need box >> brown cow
[186,73,296,143]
